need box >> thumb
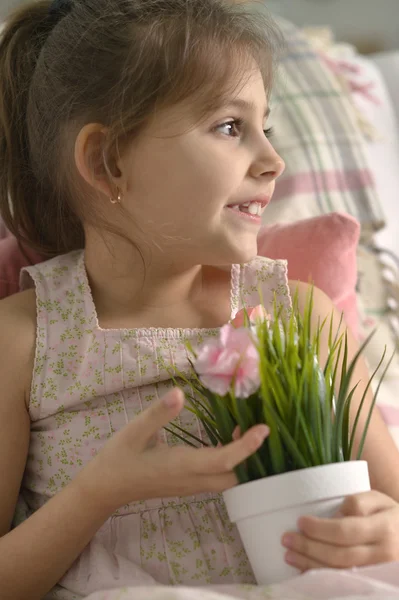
[335,490,395,518]
[133,388,185,447]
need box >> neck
[83,230,225,329]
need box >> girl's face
[116,67,285,267]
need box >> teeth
[247,203,260,215]
[227,202,262,216]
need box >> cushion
[258,212,360,338]
[262,18,384,236]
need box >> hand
[78,388,269,512]
[281,490,399,571]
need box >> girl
[0,1,399,599]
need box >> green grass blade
[205,393,235,441]
[246,449,268,479]
[337,330,377,407]
[294,406,322,465]
[266,403,310,470]
[259,366,287,473]
[230,387,251,434]
[356,348,396,460]
[341,383,360,460]
[165,422,210,447]
[333,332,349,462]
[183,390,215,422]
[183,397,219,437]
[348,346,387,460]
[323,377,334,464]
[333,329,377,460]
[164,426,199,448]
[303,284,314,344]
[311,354,327,463]
[201,418,221,447]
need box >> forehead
[136,66,269,140]
[227,68,269,111]
[177,66,269,120]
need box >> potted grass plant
[166,287,393,584]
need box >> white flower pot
[223,461,370,585]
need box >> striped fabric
[264,19,385,236]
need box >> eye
[264,126,274,139]
[215,118,244,138]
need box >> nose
[250,137,285,181]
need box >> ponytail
[0,1,83,256]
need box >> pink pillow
[258,212,360,338]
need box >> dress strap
[236,256,292,320]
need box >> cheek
[179,155,244,211]
[125,138,244,219]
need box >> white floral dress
[19,250,291,599]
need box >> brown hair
[0,0,281,257]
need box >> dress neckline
[77,251,242,338]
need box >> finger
[282,532,376,569]
[338,490,396,518]
[200,471,238,493]
[285,550,325,573]
[218,426,241,448]
[232,426,241,441]
[146,428,165,449]
[130,388,185,447]
[296,512,381,546]
[195,424,270,475]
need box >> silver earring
[110,190,122,205]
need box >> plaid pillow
[264,18,384,237]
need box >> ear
[74,123,123,199]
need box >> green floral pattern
[20,250,291,598]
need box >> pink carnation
[194,324,260,398]
[231,305,270,329]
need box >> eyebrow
[225,98,271,118]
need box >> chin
[219,240,258,265]
[235,247,258,264]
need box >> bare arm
[289,281,399,502]
[1,479,116,600]
[0,291,118,600]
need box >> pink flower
[231,305,270,329]
[194,324,260,398]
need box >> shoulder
[288,280,339,318]
[0,289,37,405]
[288,280,352,365]
[0,288,37,328]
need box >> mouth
[224,196,271,222]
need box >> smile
[225,197,270,223]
